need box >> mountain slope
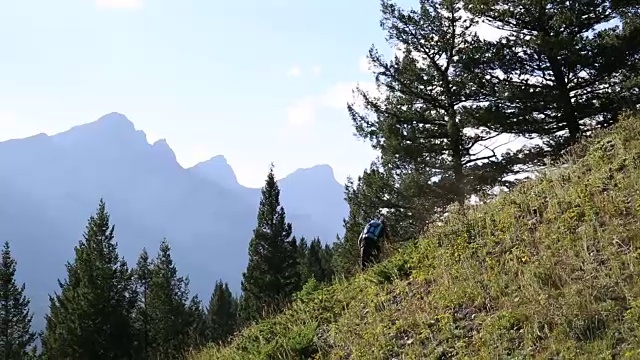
[193,114,640,359]
[189,155,240,190]
[0,112,348,330]
[188,157,348,242]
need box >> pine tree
[235,293,247,330]
[306,238,325,282]
[464,0,640,158]
[146,239,194,359]
[0,241,37,359]
[206,280,238,345]
[296,236,310,284]
[42,199,137,360]
[239,164,301,323]
[282,236,301,296]
[348,0,522,206]
[186,296,209,351]
[320,243,335,283]
[132,248,153,359]
[299,236,333,285]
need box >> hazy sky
[0,0,504,187]
[0,0,627,332]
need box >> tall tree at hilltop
[239,164,301,324]
[0,241,37,359]
[146,239,196,359]
[625,10,640,106]
[464,0,640,158]
[42,199,137,360]
[206,280,238,345]
[348,0,521,207]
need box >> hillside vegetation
[193,115,640,359]
[0,0,636,357]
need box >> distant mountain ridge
[190,155,240,189]
[189,155,348,233]
[0,112,349,330]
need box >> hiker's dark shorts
[361,236,381,269]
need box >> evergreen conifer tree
[206,280,238,345]
[0,241,37,359]
[186,296,209,351]
[132,248,153,359]
[146,239,194,359]
[42,199,137,360]
[348,0,521,207]
[282,236,301,297]
[306,238,325,282]
[464,0,640,157]
[239,164,301,323]
[296,236,310,284]
[320,243,335,283]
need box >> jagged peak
[191,155,232,168]
[51,112,146,147]
[190,154,239,186]
[27,132,49,139]
[286,164,336,181]
[152,138,177,161]
[207,154,228,163]
[95,112,133,126]
[63,112,136,135]
[152,138,170,147]
[0,132,50,146]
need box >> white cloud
[286,97,316,127]
[311,65,322,77]
[286,13,510,129]
[286,81,379,128]
[286,65,301,77]
[318,81,377,109]
[95,0,143,9]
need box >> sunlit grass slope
[194,114,640,359]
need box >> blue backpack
[362,220,384,240]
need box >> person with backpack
[358,216,391,271]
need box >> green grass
[193,114,640,359]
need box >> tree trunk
[448,110,465,206]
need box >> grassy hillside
[193,114,640,359]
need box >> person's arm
[384,226,392,242]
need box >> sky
[0,0,398,187]
[0,0,516,188]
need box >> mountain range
[0,112,349,329]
